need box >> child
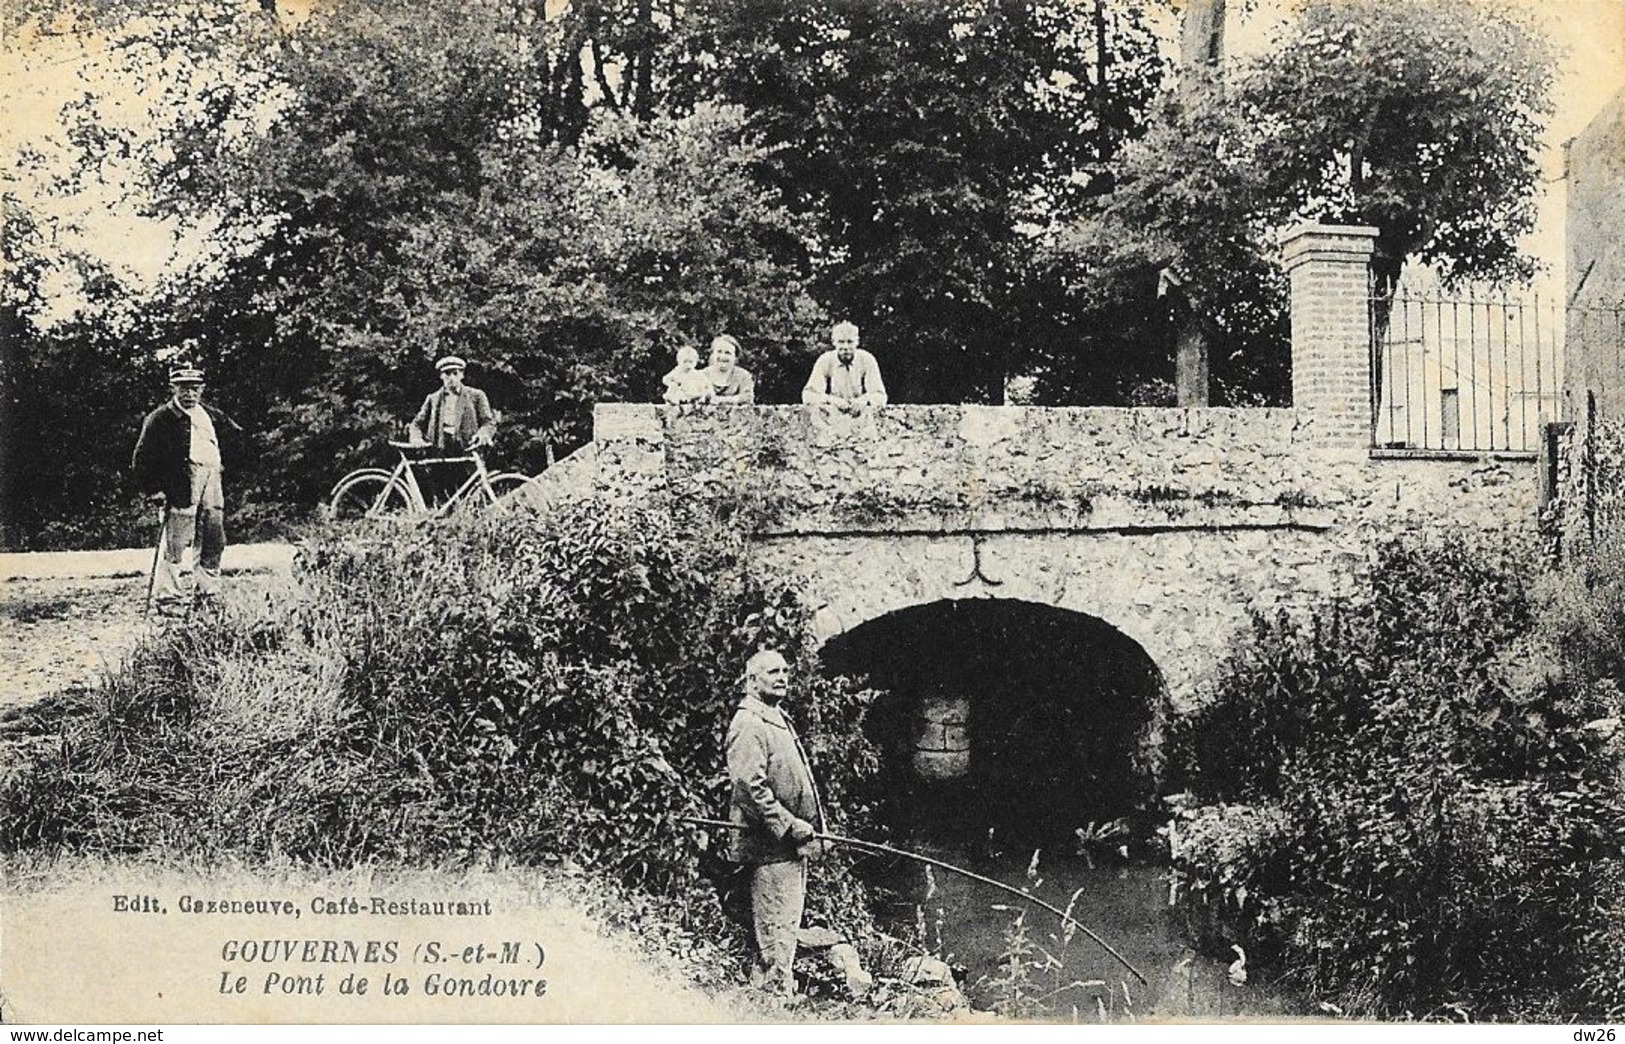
[662,345,714,404]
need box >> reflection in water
[820,600,1301,1019]
[861,846,1297,1022]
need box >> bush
[0,491,883,968]
[1165,538,1625,1019]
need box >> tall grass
[1,492,883,974]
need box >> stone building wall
[1565,86,1625,419]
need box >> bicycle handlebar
[388,440,486,467]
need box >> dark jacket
[725,696,824,864]
[132,400,240,508]
[409,387,496,452]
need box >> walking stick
[678,814,1148,986]
[143,503,166,617]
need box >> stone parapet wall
[594,403,1538,543]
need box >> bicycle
[326,441,534,521]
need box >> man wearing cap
[409,356,496,453]
[132,363,240,614]
[408,356,497,506]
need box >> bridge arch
[819,597,1169,847]
[769,530,1259,710]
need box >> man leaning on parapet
[725,648,827,1001]
[802,320,887,414]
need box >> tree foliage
[0,198,171,548]
[1245,0,1555,290]
[1043,83,1289,405]
[1,495,884,969]
[1167,539,1625,1018]
[13,2,829,516]
[670,0,1167,403]
[1048,0,1555,405]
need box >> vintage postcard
[3,0,1624,1030]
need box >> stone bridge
[589,401,1535,710]
[563,226,1542,713]
[539,226,1546,824]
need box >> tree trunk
[1094,0,1111,167]
[1175,317,1210,407]
[1178,0,1225,94]
[632,0,655,119]
[1171,0,1225,407]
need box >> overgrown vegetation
[5,0,1560,548]
[1165,538,1625,1020]
[0,493,885,991]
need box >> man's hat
[435,355,467,373]
[168,362,206,384]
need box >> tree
[1047,0,1555,407]
[1243,0,1555,293]
[1040,85,1289,406]
[666,0,1168,404]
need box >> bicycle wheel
[327,472,415,521]
[326,468,391,499]
[487,468,539,507]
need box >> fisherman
[724,648,826,998]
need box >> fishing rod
[678,814,1147,986]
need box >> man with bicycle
[409,355,496,453]
[408,355,496,505]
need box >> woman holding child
[662,335,756,404]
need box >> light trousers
[153,465,225,608]
[748,859,807,996]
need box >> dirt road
[0,544,295,715]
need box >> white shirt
[663,367,714,403]
[802,349,888,405]
[439,388,464,435]
[186,405,221,468]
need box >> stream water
[863,845,1302,1022]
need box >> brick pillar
[1281,224,1379,451]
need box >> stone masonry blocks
[589,402,1539,710]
